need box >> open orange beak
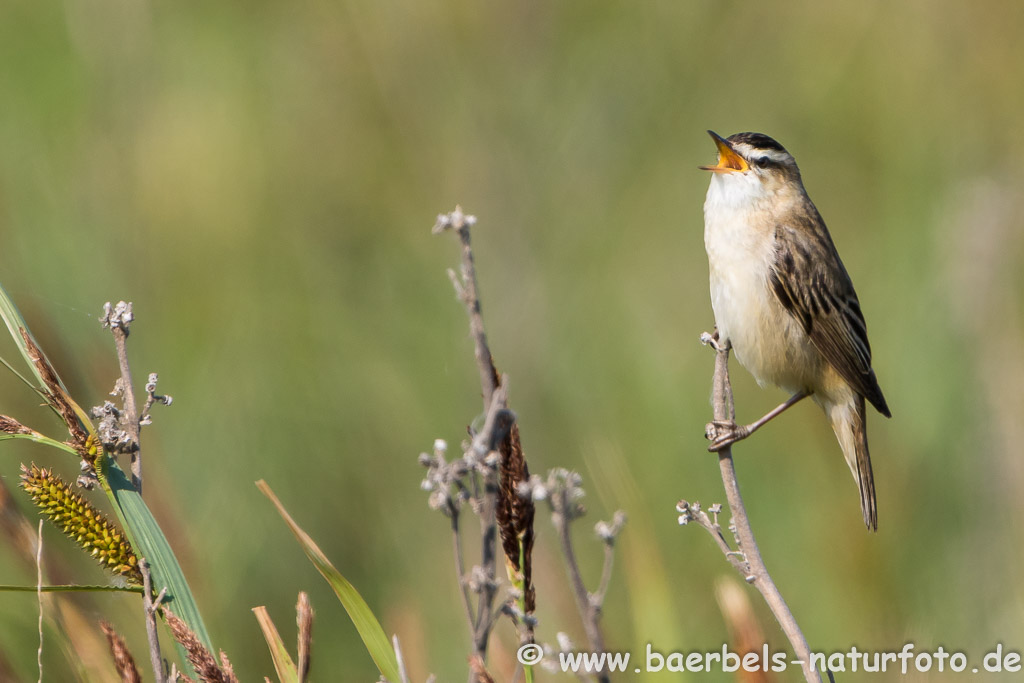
[699,130,749,173]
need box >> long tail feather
[828,395,877,530]
[852,398,877,530]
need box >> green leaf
[0,431,79,455]
[0,283,55,391]
[252,606,299,683]
[257,480,400,683]
[104,457,214,652]
[0,283,93,433]
[0,584,143,594]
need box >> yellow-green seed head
[19,464,142,584]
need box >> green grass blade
[257,480,400,683]
[252,606,299,683]
[0,282,97,434]
[0,283,53,391]
[0,584,143,594]
[104,457,214,653]
[0,353,43,395]
[0,431,79,456]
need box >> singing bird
[700,131,890,530]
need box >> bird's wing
[768,213,891,417]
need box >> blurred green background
[1,0,1023,680]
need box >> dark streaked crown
[726,132,789,154]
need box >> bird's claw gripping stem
[705,420,750,452]
[700,330,730,353]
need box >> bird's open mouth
[699,131,749,173]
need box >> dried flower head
[419,439,470,515]
[595,510,627,543]
[495,420,535,613]
[0,415,34,436]
[542,468,586,521]
[100,621,142,683]
[164,608,239,683]
[676,499,693,525]
[19,464,141,583]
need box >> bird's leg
[706,390,810,452]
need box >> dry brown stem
[699,337,821,683]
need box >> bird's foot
[700,330,730,353]
[705,420,749,452]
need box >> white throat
[702,171,779,382]
[703,171,769,214]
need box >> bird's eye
[757,156,771,166]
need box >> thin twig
[434,206,497,409]
[470,380,514,458]
[676,501,749,575]
[470,383,511,660]
[36,519,43,683]
[588,512,626,627]
[707,340,821,683]
[552,501,609,683]
[102,302,143,492]
[393,635,411,683]
[112,327,140,448]
[473,483,497,658]
[140,373,173,427]
[592,544,615,607]
[140,559,166,683]
[450,508,475,641]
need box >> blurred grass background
[0,0,1022,680]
